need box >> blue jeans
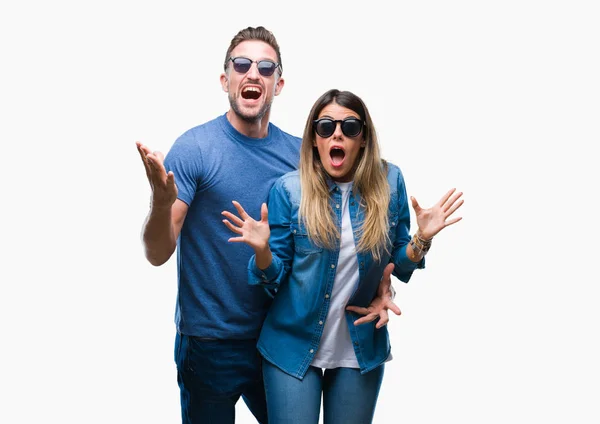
[262,359,384,424]
[174,333,268,424]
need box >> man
[136,26,398,424]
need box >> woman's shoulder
[382,160,404,179]
[274,169,300,187]
[271,170,301,199]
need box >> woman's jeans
[262,358,384,424]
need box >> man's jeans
[175,333,268,424]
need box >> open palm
[221,201,270,251]
[412,188,464,240]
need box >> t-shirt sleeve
[163,131,202,207]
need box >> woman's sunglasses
[313,118,364,138]
[229,57,281,77]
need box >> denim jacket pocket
[291,223,324,255]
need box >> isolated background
[1,0,599,423]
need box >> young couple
[138,26,463,424]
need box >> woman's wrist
[254,246,273,270]
[409,231,433,261]
[416,229,433,242]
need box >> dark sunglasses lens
[232,58,252,73]
[342,119,362,137]
[257,61,277,76]
[316,120,335,138]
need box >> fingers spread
[136,142,152,158]
[346,305,370,315]
[445,216,463,227]
[353,313,378,326]
[382,263,394,280]
[260,203,269,222]
[445,198,464,217]
[387,300,402,316]
[227,236,246,243]
[410,196,421,213]
[153,151,165,162]
[438,188,456,208]
[222,219,243,235]
[375,310,389,329]
[221,211,245,227]
[146,154,168,183]
[232,200,250,220]
[136,143,153,178]
[167,171,176,187]
[443,191,463,213]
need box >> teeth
[243,87,261,93]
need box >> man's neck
[226,110,271,139]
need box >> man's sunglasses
[313,118,364,138]
[229,57,281,77]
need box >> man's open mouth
[241,86,262,100]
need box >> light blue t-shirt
[164,113,300,339]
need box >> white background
[1,0,599,423]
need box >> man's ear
[274,76,285,96]
[220,73,229,92]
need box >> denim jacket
[248,162,424,379]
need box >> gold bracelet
[409,233,432,259]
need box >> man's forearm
[142,205,177,266]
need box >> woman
[222,89,463,423]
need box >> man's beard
[229,93,272,124]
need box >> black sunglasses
[313,118,364,138]
[229,57,281,77]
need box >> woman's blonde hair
[298,89,390,262]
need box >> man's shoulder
[165,115,225,164]
[269,122,302,144]
[167,115,226,156]
[178,114,224,140]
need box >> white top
[311,181,360,369]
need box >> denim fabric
[263,359,384,424]
[174,333,268,424]
[249,163,425,379]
